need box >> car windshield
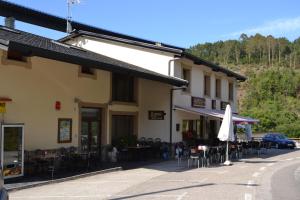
[275,135,287,139]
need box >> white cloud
[227,16,300,38]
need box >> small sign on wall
[191,97,206,108]
[221,101,230,110]
[148,111,166,120]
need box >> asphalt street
[8,148,300,200]
[271,162,300,200]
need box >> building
[0,1,257,178]
[0,25,187,178]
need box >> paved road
[271,163,300,200]
[8,149,300,200]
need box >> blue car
[262,133,296,149]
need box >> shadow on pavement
[108,183,215,200]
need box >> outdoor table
[127,145,151,161]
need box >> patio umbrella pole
[224,140,232,166]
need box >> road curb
[6,167,122,192]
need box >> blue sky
[2,0,300,48]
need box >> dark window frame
[215,78,221,98]
[182,68,191,92]
[229,82,234,101]
[112,73,136,103]
[204,75,211,97]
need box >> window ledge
[110,101,138,106]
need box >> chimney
[4,17,15,29]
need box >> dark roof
[0,1,246,81]
[182,52,247,81]
[0,0,184,54]
[0,26,187,87]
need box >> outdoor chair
[47,154,60,179]
[188,151,200,168]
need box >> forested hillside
[188,34,300,137]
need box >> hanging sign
[148,111,166,120]
[0,102,6,113]
[191,97,206,108]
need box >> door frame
[1,124,24,179]
[78,102,107,152]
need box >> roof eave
[182,52,247,81]
[7,41,187,87]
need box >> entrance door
[80,108,101,153]
[1,124,24,179]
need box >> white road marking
[267,163,274,167]
[259,167,266,171]
[247,180,255,188]
[285,158,294,161]
[252,172,261,177]
[244,193,252,200]
[177,192,188,200]
[189,178,208,183]
[297,157,300,159]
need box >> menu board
[58,118,72,143]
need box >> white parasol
[217,104,235,165]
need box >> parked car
[0,167,8,200]
[262,133,296,149]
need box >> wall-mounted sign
[148,111,165,120]
[191,97,206,108]
[221,101,230,110]
[0,102,6,113]
[58,118,72,143]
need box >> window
[182,68,191,92]
[111,115,134,142]
[112,73,135,102]
[215,78,221,98]
[229,82,234,101]
[204,75,211,96]
[7,50,27,62]
[182,118,204,139]
[212,100,216,109]
[81,66,95,75]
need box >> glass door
[80,108,101,153]
[1,124,24,179]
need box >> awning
[174,105,259,124]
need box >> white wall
[67,37,177,76]
[138,79,171,142]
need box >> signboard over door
[148,111,165,120]
[191,97,206,108]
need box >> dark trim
[8,41,187,87]
[0,1,184,53]
[182,52,247,81]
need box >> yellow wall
[0,50,174,150]
[0,50,111,150]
